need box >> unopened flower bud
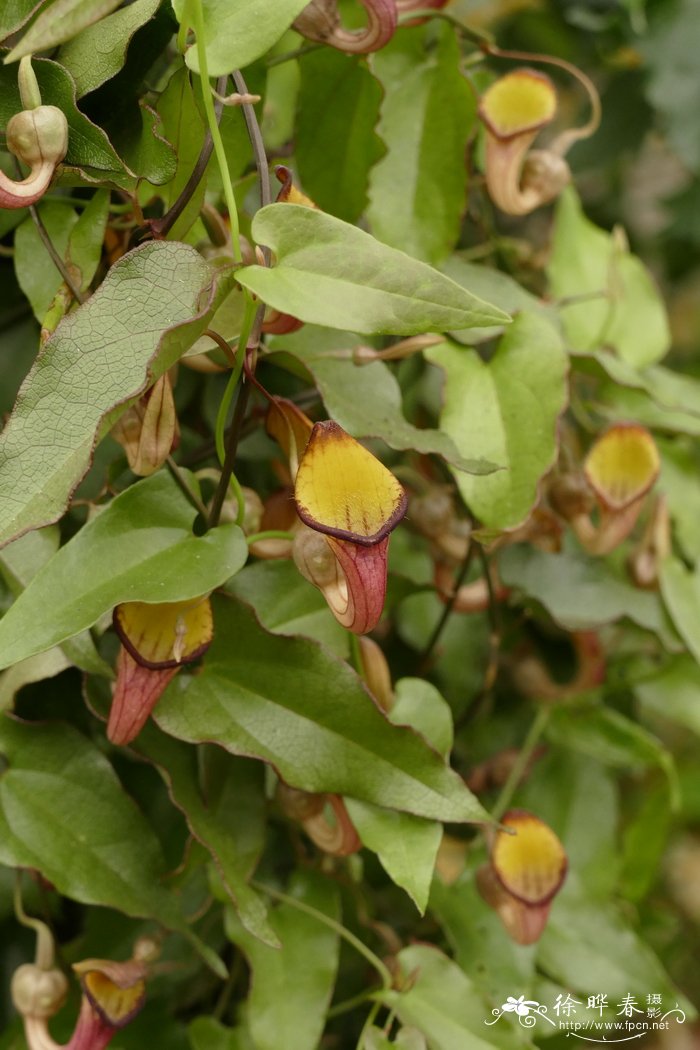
[11,963,68,1020]
[357,636,394,712]
[6,106,68,168]
[520,148,571,204]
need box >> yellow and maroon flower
[557,423,660,555]
[292,421,407,634]
[477,810,567,945]
[69,958,147,1050]
[479,68,570,216]
[108,597,213,745]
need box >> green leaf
[619,782,672,901]
[235,204,509,336]
[0,524,113,681]
[226,559,349,659]
[545,704,678,805]
[642,0,700,172]
[173,0,309,77]
[517,750,619,896]
[58,0,162,97]
[0,648,71,712]
[346,679,453,912]
[636,655,700,737]
[501,545,679,644]
[548,188,670,367]
[225,872,339,1050]
[0,241,233,547]
[0,472,248,669]
[0,525,59,594]
[66,189,110,290]
[657,439,700,563]
[4,0,122,62]
[391,677,453,759]
[660,556,700,665]
[134,727,276,945]
[0,716,188,931]
[368,25,473,264]
[426,313,568,530]
[189,1018,249,1050]
[0,0,44,39]
[579,352,700,418]
[0,57,129,185]
[430,876,538,1006]
[379,945,511,1050]
[149,66,206,240]
[296,49,383,223]
[109,99,177,185]
[14,201,79,322]
[595,382,700,438]
[539,882,693,1005]
[441,255,555,345]
[270,326,496,474]
[346,799,442,915]
[156,594,490,824]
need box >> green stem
[327,989,375,1020]
[190,0,242,263]
[214,296,256,467]
[252,881,393,990]
[266,42,323,67]
[29,202,85,304]
[418,542,476,671]
[396,8,493,45]
[491,705,551,822]
[246,529,295,545]
[166,456,209,521]
[357,1000,383,1050]
[349,632,363,676]
[207,302,265,530]
[14,875,54,970]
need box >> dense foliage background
[0,0,699,1047]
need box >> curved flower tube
[510,630,606,702]
[628,495,670,589]
[395,0,448,9]
[277,783,362,856]
[293,0,397,53]
[1,59,68,209]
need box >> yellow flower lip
[492,809,567,905]
[73,958,146,1029]
[294,421,407,546]
[479,68,557,141]
[584,423,660,511]
[113,597,213,670]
